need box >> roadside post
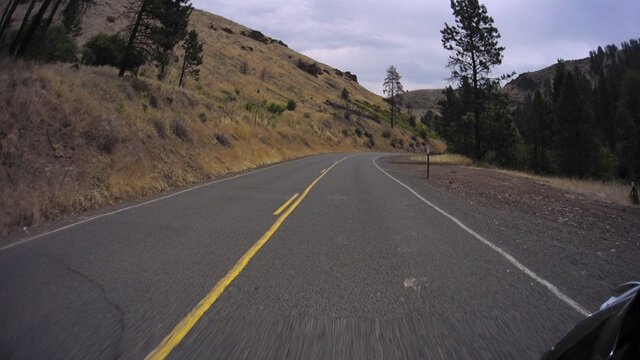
[427,147,430,179]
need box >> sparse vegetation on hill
[0,2,438,236]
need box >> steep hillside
[401,89,445,118]
[0,4,442,238]
[502,57,592,104]
[399,57,591,115]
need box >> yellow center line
[321,168,327,173]
[145,158,345,360]
[273,193,299,215]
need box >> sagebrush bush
[153,119,167,138]
[171,118,189,141]
[215,133,231,147]
[286,99,297,111]
[198,112,207,123]
[382,130,391,138]
[365,137,375,148]
[354,128,363,137]
[85,118,120,154]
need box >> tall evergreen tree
[119,0,192,77]
[441,0,505,159]
[553,68,598,177]
[178,29,203,87]
[383,65,404,129]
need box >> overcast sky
[192,0,640,95]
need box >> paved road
[1,153,594,359]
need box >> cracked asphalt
[0,153,619,359]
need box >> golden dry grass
[497,170,633,206]
[409,152,632,205]
[0,3,434,237]
[411,153,474,166]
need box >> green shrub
[244,102,257,112]
[419,129,428,139]
[266,102,286,115]
[286,99,297,111]
[24,26,77,63]
[382,131,391,138]
[408,115,417,127]
[364,131,373,139]
[106,16,116,23]
[198,112,207,123]
[82,33,125,67]
[354,128,363,137]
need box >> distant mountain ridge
[403,56,593,114]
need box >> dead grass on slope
[497,170,633,206]
[409,153,633,205]
[0,58,424,238]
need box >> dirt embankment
[0,62,425,238]
[426,165,640,249]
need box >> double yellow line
[146,159,343,360]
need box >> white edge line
[0,155,333,252]
[372,156,591,317]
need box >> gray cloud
[194,0,640,95]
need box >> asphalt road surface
[0,153,598,359]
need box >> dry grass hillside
[401,89,445,117]
[401,57,592,115]
[0,4,443,238]
[501,58,592,104]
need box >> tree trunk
[42,0,64,33]
[10,0,38,56]
[471,52,481,159]
[119,0,149,77]
[0,0,19,41]
[390,88,395,129]
[15,0,53,57]
[178,53,188,87]
[533,131,538,174]
[0,0,14,32]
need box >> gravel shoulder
[381,156,640,312]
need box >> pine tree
[178,29,203,87]
[340,87,350,102]
[383,65,404,129]
[441,0,505,159]
[119,0,192,77]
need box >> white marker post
[427,147,430,179]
